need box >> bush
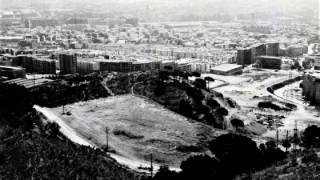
[258,101,290,111]
[192,72,201,77]
[209,134,264,179]
[216,107,228,116]
[0,153,5,165]
[206,99,220,109]
[194,78,206,89]
[153,165,178,180]
[301,151,318,163]
[113,129,144,139]
[303,125,320,148]
[230,119,244,130]
[46,122,61,138]
[179,100,193,118]
[179,155,220,180]
[176,145,204,153]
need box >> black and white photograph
[0,0,319,179]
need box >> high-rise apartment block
[59,53,77,74]
[267,42,280,56]
[25,19,58,29]
[11,55,56,74]
[237,48,252,66]
[257,56,282,70]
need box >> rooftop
[258,56,282,59]
[210,64,242,72]
[0,65,24,70]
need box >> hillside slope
[47,95,228,167]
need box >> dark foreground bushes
[154,133,287,180]
[0,83,145,180]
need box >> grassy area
[49,95,225,167]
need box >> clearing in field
[49,94,221,167]
[213,68,320,140]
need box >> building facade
[0,65,26,79]
[59,53,77,74]
[257,56,282,69]
[267,42,280,56]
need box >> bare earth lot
[213,68,320,140]
[48,94,224,167]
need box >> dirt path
[101,78,115,96]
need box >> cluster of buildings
[143,47,237,64]
[236,42,281,69]
[25,19,59,29]
[280,44,308,57]
[65,17,139,28]
[243,24,273,34]
[2,54,56,74]
[0,2,319,81]
[302,55,320,105]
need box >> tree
[303,125,320,148]
[179,155,220,180]
[159,74,169,82]
[172,70,183,80]
[192,71,201,77]
[105,127,109,152]
[194,78,206,89]
[262,140,287,166]
[0,153,5,165]
[216,107,228,116]
[153,165,178,180]
[206,99,220,108]
[185,72,192,83]
[159,71,171,77]
[47,122,61,138]
[209,134,264,179]
[204,76,215,89]
[181,74,189,82]
[230,119,244,131]
[154,80,166,96]
[164,66,173,71]
[282,139,291,152]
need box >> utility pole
[34,73,36,87]
[276,128,279,147]
[150,153,153,178]
[105,127,109,152]
[293,120,298,158]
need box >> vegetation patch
[176,145,204,153]
[113,129,144,139]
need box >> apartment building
[59,53,77,74]
[257,56,282,70]
[267,42,280,56]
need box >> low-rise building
[210,64,243,75]
[302,70,320,105]
[0,65,26,80]
[257,56,282,70]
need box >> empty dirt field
[48,94,224,167]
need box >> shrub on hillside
[194,78,206,89]
[230,119,244,131]
[303,125,320,148]
[206,99,220,109]
[216,107,228,116]
[209,134,264,179]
